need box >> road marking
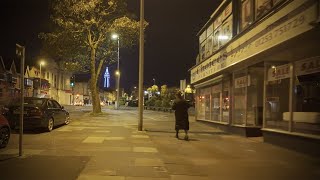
[82,137,105,143]
[133,147,158,153]
[131,135,149,139]
[104,137,125,140]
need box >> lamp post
[138,0,145,131]
[112,34,120,110]
[39,61,45,97]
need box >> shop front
[191,0,320,155]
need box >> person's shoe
[184,135,189,141]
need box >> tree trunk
[90,47,102,114]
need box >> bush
[161,99,171,108]
[155,99,162,107]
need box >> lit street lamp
[112,33,120,110]
[39,61,45,97]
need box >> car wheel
[47,118,54,132]
[64,115,70,125]
[0,127,10,148]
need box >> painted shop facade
[190,0,320,156]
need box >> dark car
[5,97,70,132]
[0,114,10,148]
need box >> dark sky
[0,0,221,92]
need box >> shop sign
[191,0,317,84]
[235,76,250,88]
[268,64,290,81]
[295,57,320,76]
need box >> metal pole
[138,0,144,131]
[16,44,25,157]
[116,37,120,109]
[39,64,41,97]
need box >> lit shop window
[211,84,222,122]
[233,70,249,125]
[222,78,230,123]
[265,63,290,131]
[293,57,320,135]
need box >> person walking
[172,91,191,140]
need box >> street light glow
[218,35,229,40]
[115,70,120,75]
[112,33,119,39]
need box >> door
[50,100,65,125]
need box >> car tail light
[29,108,43,116]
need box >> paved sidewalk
[0,108,319,180]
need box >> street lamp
[138,0,145,131]
[39,61,45,97]
[112,33,120,110]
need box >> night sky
[0,0,221,92]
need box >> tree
[39,0,147,114]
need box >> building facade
[191,0,320,156]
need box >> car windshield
[24,99,45,106]
[11,98,45,107]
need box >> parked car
[5,97,70,132]
[0,114,10,148]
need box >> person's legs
[176,130,179,138]
[184,130,189,140]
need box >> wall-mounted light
[218,35,229,40]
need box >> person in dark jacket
[172,91,191,140]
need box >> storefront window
[293,58,320,135]
[197,93,205,120]
[265,64,290,131]
[213,27,221,51]
[220,15,233,46]
[206,35,213,58]
[211,84,221,122]
[222,78,230,123]
[197,87,211,121]
[200,41,206,61]
[255,0,272,19]
[241,0,253,30]
[247,67,264,126]
[233,70,248,125]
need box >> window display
[293,57,320,135]
[211,84,222,122]
[265,64,290,131]
[246,67,264,126]
[233,70,248,125]
[197,94,205,120]
[222,78,230,123]
[197,87,211,121]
